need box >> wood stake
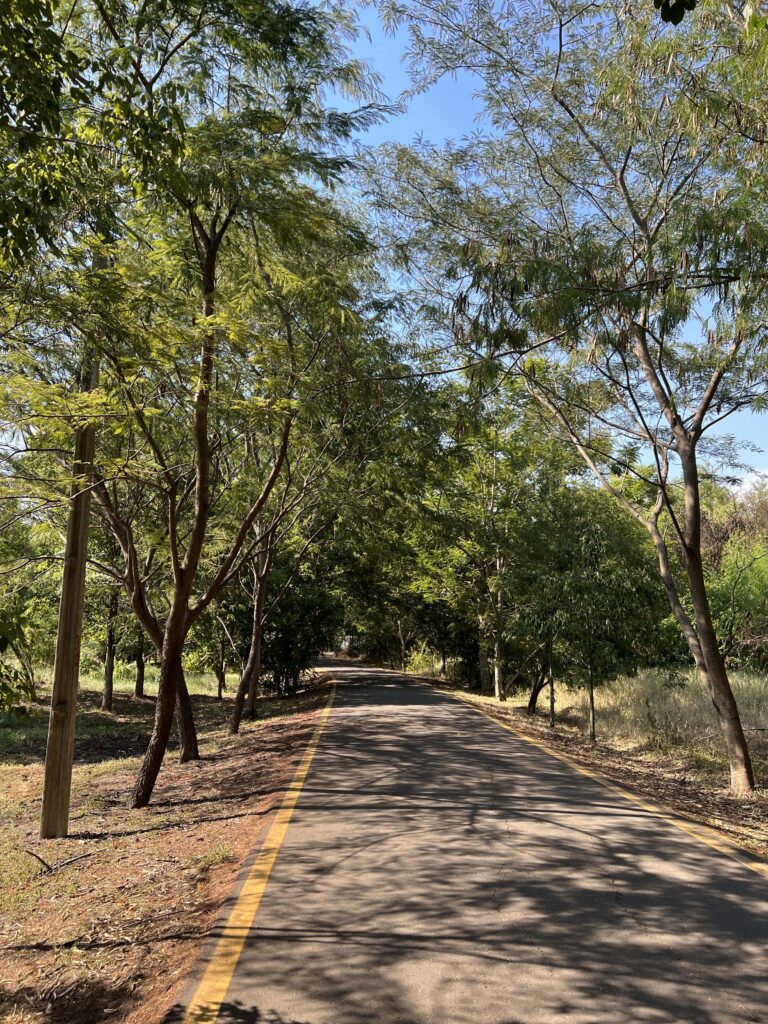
[40,361,99,839]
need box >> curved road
[174,663,768,1024]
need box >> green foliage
[0,0,90,257]
[0,603,35,719]
[262,559,344,691]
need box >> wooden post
[40,361,99,839]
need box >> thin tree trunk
[586,616,596,743]
[232,567,268,734]
[134,644,145,698]
[493,638,506,702]
[493,553,505,701]
[679,449,754,796]
[587,675,596,743]
[131,636,184,808]
[647,519,706,672]
[478,641,492,695]
[246,630,263,719]
[548,639,555,730]
[176,669,199,762]
[231,671,248,736]
[549,677,555,729]
[102,590,119,712]
[216,658,226,701]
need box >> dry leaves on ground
[0,683,331,1024]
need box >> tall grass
[566,669,768,773]
[32,660,229,700]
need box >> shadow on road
[166,667,768,1024]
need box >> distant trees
[339,380,666,728]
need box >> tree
[1,0,386,813]
[373,0,767,794]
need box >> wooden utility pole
[40,361,99,839]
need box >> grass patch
[199,844,234,868]
[564,668,768,779]
[0,663,324,763]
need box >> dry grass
[568,668,768,773]
[405,643,768,781]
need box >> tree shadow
[169,669,768,1024]
[0,977,139,1023]
[167,1001,315,1023]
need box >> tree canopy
[0,0,766,820]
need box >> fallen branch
[25,849,93,874]
[24,849,52,873]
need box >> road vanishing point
[171,662,768,1024]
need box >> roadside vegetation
[2,0,768,1016]
[409,645,768,796]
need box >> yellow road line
[183,683,337,1024]
[441,687,768,881]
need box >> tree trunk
[134,645,145,698]
[548,640,555,730]
[587,617,596,743]
[686,546,754,794]
[246,632,263,719]
[216,658,226,701]
[131,639,184,808]
[231,569,267,734]
[102,590,119,712]
[231,671,249,736]
[397,619,407,670]
[176,669,199,762]
[679,448,754,796]
[549,677,555,729]
[647,519,707,673]
[440,647,447,676]
[478,645,492,695]
[589,671,602,745]
[526,668,548,716]
[493,638,506,702]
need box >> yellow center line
[183,683,337,1024]
[440,687,768,881]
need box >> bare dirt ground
[0,679,332,1024]
[431,679,768,861]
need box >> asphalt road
[176,664,768,1024]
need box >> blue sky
[352,7,483,144]
[351,7,768,477]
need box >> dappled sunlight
[167,667,768,1024]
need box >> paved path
[176,664,768,1024]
